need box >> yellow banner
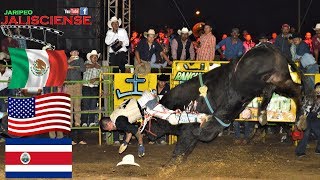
[113,73,157,108]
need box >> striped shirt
[196,32,216,61]
[83,60,101,87]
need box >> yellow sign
[113,73,157,108]
[171,61,228,87]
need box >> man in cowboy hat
[171,27,195,60]
[81,50,101,129]
[135,29,171,74]
[312,23,320,63]
[105,16,129,73]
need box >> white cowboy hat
[86,50,100,61]
[116,154,140,167]
[313,23,320,31]
[0,52,10,60]
[177,27,192,36]
[143,29,158,38]
[108,16,122,29]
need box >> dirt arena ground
[0,133,320,180]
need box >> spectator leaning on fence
[196,23,216,61]
[81,50,101,127]
[66,47,86,127]
[171,27,195,61]
[216,28,243,61]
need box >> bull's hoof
[258,111,267,126]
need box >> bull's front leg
[166,124,199,166]
[192,116,224,142]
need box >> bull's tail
[286,58,314,96]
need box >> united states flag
[8,93,71,137]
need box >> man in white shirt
[105,16,129,73]
[0,61,12,112]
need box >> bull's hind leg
[259,85,276,126]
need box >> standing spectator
[220,34,228,57]
[269,32,277,44]
[243,34,255,53]
[274,24,292,59]
[156,30,170,47]
[292,33,318,85]
[13,28,27,49]
[233,108,252,145]
[171,27,195,60]
[82,50,101,127]
[216,28,243,61]
[1,29,19,55]
[0,61,12,112]
[196,23,216,61]
[241,30,249,41]
[129,31,141,65]
[166,27,175,44]
[66,48,87,145]
[312,23,320,63]
[304,32,313,53]
[105,16,129,73]
[295,83,320,157]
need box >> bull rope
[198,74,231,127]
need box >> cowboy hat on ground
[116,154,140,167]
[143,29,157,38]
[313,23,320,31]
[108,16,122,29]
[134,61,151,76]
[86,50,100,61]
[178,27,192,36]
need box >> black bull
[145,43,312,163]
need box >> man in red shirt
[304,32,313,54]
[312,23,320,63]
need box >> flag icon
[8,48,68,89]
[8,93,71,137]
[5,138,72,178]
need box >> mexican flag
[8,48,68,89]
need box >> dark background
[0,0,319,53]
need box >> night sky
[134,0,320,40]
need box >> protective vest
[110,99,142,124]
[176,37,192,60]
